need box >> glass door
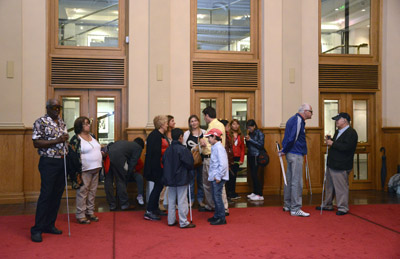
[320,93,375,190]
[194,91,255,193]
[54,89,121,143]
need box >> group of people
[30,99,358,242]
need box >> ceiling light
[362,9,366,12]
[335,8,339,11]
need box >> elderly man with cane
[31,99,69,242]
[316,112,358,215]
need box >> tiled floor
[1,190,399,216]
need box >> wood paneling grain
[382,127,400,190]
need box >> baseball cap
[204,128,223,138]
[332,112,351,122]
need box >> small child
[204,128,229,225]
[162,128,196,228]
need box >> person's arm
[215,146,228,182]
[183,131,190,147]
[281,119,296,154]
[180,148,194,170]
[127,145,143,175]
[246,130,264,149]
[330,130,358,151]
[239,136,245,164]
[33,135,68,148]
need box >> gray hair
[46,98,59,107]
[298,103,311,113]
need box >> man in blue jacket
[162,128,196,228]
[279,103,313,217]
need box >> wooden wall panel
[23,129,41,202]
[305,128,323,193]
[0,130,25,203]
[382,127,400,190]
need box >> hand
[199,138,206,147]
[215,179,221,183]
[278,149,285,157]
[245,135,250,141]
[326,139,333,146]
[58,133,69,143]
[239,161,243,165]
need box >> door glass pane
[197,0,251,51]
[97,97,115,144]
[200,99,216,130]
[353,100,367,143]
[58,0,119,47]
[324,100,339,136]
[353,153,368,180]
[62,97,80,139]
[231,99,248,183]
[321,0,370,54]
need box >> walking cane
[305,155,312,195]
[320,144,329,215]
[276,142,287,186]
[188,184,193,223]
[63,143,71,236]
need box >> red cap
[204,128,223,138]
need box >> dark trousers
[146,180,164,212]
[226,157,240,197]
[248,155,262,196]
[31,157,65,234]
[105,162,129,209]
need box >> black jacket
[144,129,168,182]
[327,126,358,171]
[108,140,143,174]
[162,140,194,187]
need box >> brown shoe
[86,214,99,222]
[180,223,196,229]
[77,218,90,224]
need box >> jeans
[283,153,304,212]
[168,185,190,227]
[188,165,204,204]
[248,155,263,196]
[31,157,65,234]
[211,180,226,220]
[128,172,144,195]
[202,158,229,211]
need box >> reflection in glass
[353,153,368,180]
[321,0,370,54]
[58,0,119,47]
[353,100,367,143]
[97,98,115,144]
[324,100,339,137]
[197,0,251,51]
[232,99,248,182]
[62,97,80,139]
[200,99,216,130]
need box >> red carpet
[1,205,399,258]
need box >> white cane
[305,155,312,195]
[188,184,193,223]
[276,142,287,186]
[320,144,329,215]
[63,143,71,236]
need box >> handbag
[192,145,203,168]
[257,147,269,167]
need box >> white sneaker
[283,207,290,212]
[290,209,310,217]
[247,193,256,199]
[137,195,144,205]
[250,195,264,201]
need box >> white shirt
[80,136,102,172]
[336,125,350,140]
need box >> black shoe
[110,206,117,211]
[315,206,334,211]
[144,211,161,221]
[168,221,177,227]
[225,212,230,216]
[121,205,135,211]
[31,232,42,242]
[198,206,213,212]
[336,211,348,216]
[207,216,218,222]
[154,210,167,216]
[181,223,196,229]
[231,194,241,200]
[210,218,227,225]
[43,226,62,235]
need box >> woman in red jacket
[227,119,245,200]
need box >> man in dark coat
[105,138,144,211]
[162,128,195,228]
[317,112,358,215]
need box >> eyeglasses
[47,105,63,111]
[305,110,313,114]
[82,123,91,126]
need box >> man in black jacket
[105,138,144,211]
[162,128,195,228]
[317,112,358,215]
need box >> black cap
[332,112,351,122]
